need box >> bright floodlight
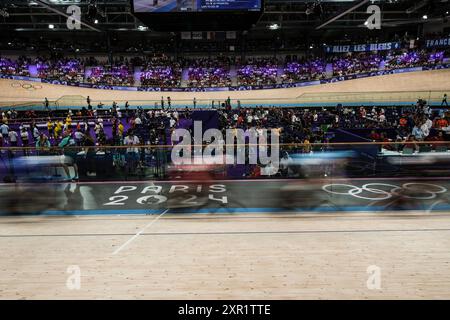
[268,23,280,30]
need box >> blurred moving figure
[166,155,226,209]
[0,155,77,215]
[278,151,356,210]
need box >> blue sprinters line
[2,204,450,217]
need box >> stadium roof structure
[0,0,447,31]
[0,0,448,53]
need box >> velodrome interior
[1,0,450,301]
[1,69,450,299]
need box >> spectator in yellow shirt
[47,120,54,137]
[303,136,311,153]
[54,121,63,139]
[65,115,72,126]
[118,122,124,137]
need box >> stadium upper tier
[0,49,448,91]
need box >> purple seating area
[330,53,382,77]
[0,49,449,89]
[384,50,446,70]
[87,64,134,86]
[140,57,181,87]
[237,58,278,86]
[281,58,327,83]
[0,57,30,77]
[186,58,232,88]
[281,50,448,82]
[36,57,85,83]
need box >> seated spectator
[412,124,425,141]
[426,131,446,149]
[369,130,381,141]
[36,133,51,149]
[434,116,449,129]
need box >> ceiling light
[268,23,280,30]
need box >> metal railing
[37,91,450,109]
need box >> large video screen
[133,0,262,13]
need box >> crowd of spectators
[281,57,327,83]
[330,53,382,77]
[216,99,450,149]
[384,50,447,70]
[0,49,449,88]
[1,97,450,180]
[237,57,279,86]
[0,57,31,77]
[86,63,134,86]
[280,49,449,82]
[2,98,447,149]
[36,57,84,83]
[140,56,182,87]
[0,102,184,151]
[185,57,232,88]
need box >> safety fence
[52,90,448,109]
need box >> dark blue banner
[325,42,401,53]
[0,75,42,82]
[425,38,450,48]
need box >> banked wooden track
[1,68,450,108]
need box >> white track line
[112,209,169,255]
[427,200,444,214]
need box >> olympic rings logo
[11,82,43,91]
[322,183,447,201]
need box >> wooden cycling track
[1,68,450,107]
